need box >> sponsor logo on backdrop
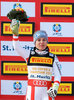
[41,3,74,17]
[52,82,74,95]
[13,3,22,9]
[47,43,72,55]
[1,80,27,95]
[13,82,22,90]
[1,41,74,56]
[1,41,34,56]
[53,24,62,36]
[1,2,35,17]
[40,22,74,37]
[2,61,74,77]
[58,83,72,94]
[1,80,74,95]
[1,22,35,36]
[13,82,23,94]
[1,61,28,75]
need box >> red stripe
[47,87,52,100]
[48,96,52,100]
[13,38,19,41]
[31,86,35,100]
[54,81,60,84]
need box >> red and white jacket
[13,35,61,87]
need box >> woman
[11,19,61,100]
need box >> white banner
[1,41,34,56]
[60,62,74,76]
[40,22,74,37]
[1,80,27,95]
[1,2,35,17]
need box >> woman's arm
[47,55,61,98]
[13,35,30,61]
[53,55,61,83]
[10,19,30,61]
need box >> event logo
[53,24,61,32]
[53,24,62,36]
[1,22,34,36]
[13,82,23,94]
[2,44,33,52]
[13,82,22,90]
[13,3,22,9]
[1,61,28,75]
[41,3,74,17]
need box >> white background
[1,80,27,95]
[1,41,34,56]
[60,62,74,77]
[40,22,74,37]
[1,2,35,17]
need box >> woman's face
[35,37,47,51]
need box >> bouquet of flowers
[7,7,28,22]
